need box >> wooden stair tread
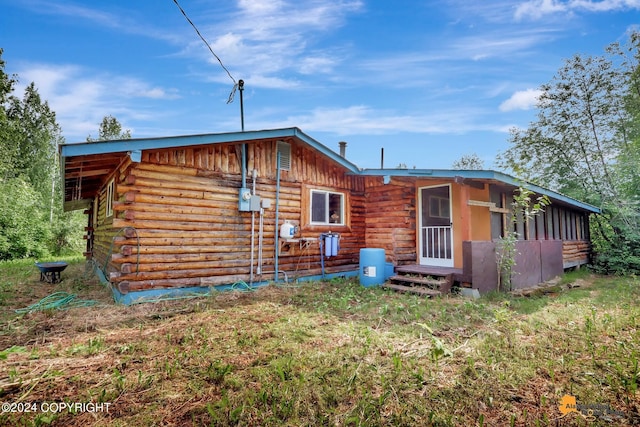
[389,275,447,287]
[382,283,441,297]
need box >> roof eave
[59,127,361,174]
[358,168,601,214]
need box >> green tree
[0,49,70,259]
[452,153,484,170]
[6,83,61,196]
[499,49,629,203]
[498,33,640,274]
[0,48,18,180]
[0,178,50,259]
[87,115,131,141]
[616,32,640,209]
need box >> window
[310,190,344,225]
[105,179,115,218]
[429,196,449,219]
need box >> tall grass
[0,264,638,426]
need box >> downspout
[274,152,281,282]
[249,169,257,283]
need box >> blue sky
[1,0,638,170]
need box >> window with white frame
[310,190,344,225]
[105,179,114,218]
[429,196,449,219]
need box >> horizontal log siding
[92,139,366,293]
[562,240,591,268]
[364,177,417,266]
[90,156,133,275]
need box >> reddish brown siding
[364,176,416,265]
[90,138,366,294]
[562,240,591,268]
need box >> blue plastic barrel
[385,262,395,280]
[359,248,386,287]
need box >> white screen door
[419,185,453,267]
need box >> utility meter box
[238,188,252,211]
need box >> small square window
[310,190,344,225]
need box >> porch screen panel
[489,185,505,239]
[422,226,452,259]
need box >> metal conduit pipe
[258,206,264,275]
[274,153,281,281]
[249,169,257,283]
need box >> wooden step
[389,275,447,288]
[382,283,441,297]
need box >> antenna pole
[239,79,245,132]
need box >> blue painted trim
[91,260,359,305]
[295,269,359,283]
[129,150,141,163]
[111,285,209,305]
[61,128,299,156]
[290,128,361,173]
[93,262,110,286]
[110,281,273,305]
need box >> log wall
[562,240,591,268]
[86,136,596,295]
[90,138,366,294]
[364,176,417,265]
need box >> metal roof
[358,168,601,213]
[59,128,600,214]
[59,127,360,210]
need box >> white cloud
[515,0,640,20]
[20,1,364,90]
[189,0,363,86]
[570,0,640,12]
[298,56,337,75]
[251,105,505,136]
[117,78,181,100]
[15,63,180,141]
[237,0,285,15]
[499,88,542,111]
[19,0,180,42]
[515,0,567,20]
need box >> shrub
[0,178,51,259]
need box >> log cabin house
[60,127,600,303]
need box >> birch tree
[498,32,640,273]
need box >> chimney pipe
[339,141,347,158]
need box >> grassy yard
[0,259,638,426]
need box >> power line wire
[172,0,238,103]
